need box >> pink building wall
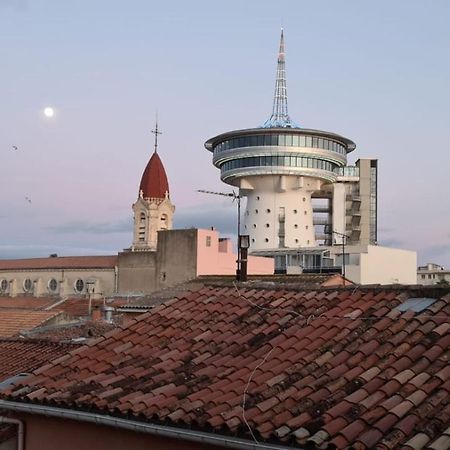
[14,413,225,450]
[196,229,274,276]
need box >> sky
[1,0,449,267]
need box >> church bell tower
[131,121,175,251]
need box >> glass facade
[220,155,338,174]
[213,134,346,155]
[335,166,360,177]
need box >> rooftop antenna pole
[197,189,242,280]
[151,113,162,153]
[332,230,349,285]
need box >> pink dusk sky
[1,0,449,267]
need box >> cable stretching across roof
[261,29,300,129]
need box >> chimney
[91,306,102,322]
[103,306,114,324]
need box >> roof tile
[0,285,449,448]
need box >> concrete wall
[155,229,198,290]
[117,251,157,294]
[0,269,116,298]
[15,414,225,450]
[344,245,417,285]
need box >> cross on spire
[151,115,162,153]
[261,29,300,129]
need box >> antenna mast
[262,29,299,129]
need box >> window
[253,224,257,228]
[294,224,298,228]
[265,238,269,243]
[251,238,255,243]
[266,209,271,213]
[255,209,258,214]
[304,211,308,215]
[160,214,168,229]
[48,278,58,293]
[23,278,33,293]
[74,279,85,293]
[421,275,425,279]
[306,225,309,230]
[0,279,8,293]
[293,209,298,214]
[303,197,306,202]
[256,196,260,200]
[206,236,211,247]
[295,239,299,243]
[140,212,146,223]
[265,224,270,228]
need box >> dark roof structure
[1,285,450,449]
[0,255,118,271]
[139,152,169,199]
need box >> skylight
[396,297,437,313]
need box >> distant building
[417,263,450,285]
[205,30,416,284]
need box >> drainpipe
[0,416,24,450]
[114,265,118,294]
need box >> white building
[417,263,450,285]
[205,30,417,285]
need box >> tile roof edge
[0,400,301,450]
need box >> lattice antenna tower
[262,29,300,129]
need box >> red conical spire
[139,152,169,199]
[138,119,169,199]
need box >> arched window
[160,214,168,229]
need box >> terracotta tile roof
[2,285,450,449]
[196,273,352,289]
[0,309,63,337]
[0,296,58,310]
[0,255,118,271]
[0,338,78,381]
[25,321,117,342]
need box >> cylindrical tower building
[205,30,356,254]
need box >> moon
[44,107,55,118]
